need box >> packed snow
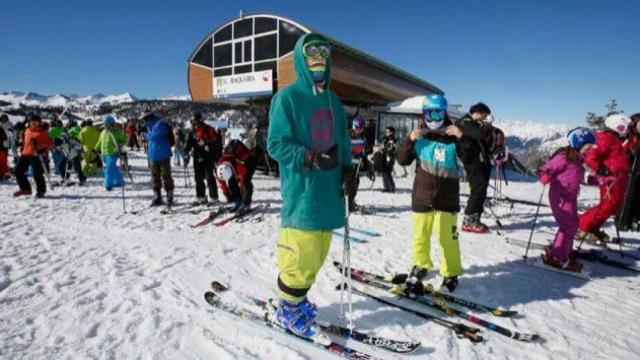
[1,152,639,360]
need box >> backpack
[488,126,508,167]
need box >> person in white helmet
[576,114,632,244]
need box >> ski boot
[166,190,174,207]
[462,214,490,234]
[191,197,208,207]
[543,246,583,273]
[441,276,459,292]
[396,266,428,295]
[13,189,32,197]
[575,230,604,246]
[592,229,610,243]
[274,298,319,339]
[151,189,164,206]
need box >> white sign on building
[213,70,273,99]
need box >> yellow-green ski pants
[412,211,462,277]
[277,227,332,303]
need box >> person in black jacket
[183,113,222,205]
[380,126,397,192]
[454,102,494,233]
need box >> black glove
[183,154,190,165]
[304,144,338,170]
[341,166,354,198]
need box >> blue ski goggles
[423,109,446,123]
[303,41,331,59]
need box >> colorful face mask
[304,40,331,84]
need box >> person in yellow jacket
[78,120,100,175]
[94,116,127,190]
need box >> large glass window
[214,24,232,43]
[214,43,232,67]
[235,42,242,63]
[254,61,277,79]
[254,34,277,61]
[214,67,232,77]
[255,17,277,34]
[234,65,253,74]
[279,21,305,57]
[192,38,212,68]
[244,40,252,62]
[234,18,253,39]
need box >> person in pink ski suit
[539,127,595,269]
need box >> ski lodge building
[187,12,444,140]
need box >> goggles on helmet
[423,110,446,123]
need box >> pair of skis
[192,204,267,228]
[333,263,539,343]
[204,281,420,359]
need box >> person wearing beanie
[13,115,54,197]
[78,120,101,175]
[454,102,494,233]
[143,112,175,206]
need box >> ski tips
[211,281,229,292]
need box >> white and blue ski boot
[275,298,327,342]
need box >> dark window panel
[254,34,277,61]
[234,18,253,39]
[214,24,232,43]
[192,38,212,68]
[255,17,277,34]
[279,21,305,57]
[214,43,232,68]
[234,65,253,74]
[235,42,242,64]
[254,61,277,79]
[244,40,252,62]
[214,67,232,77]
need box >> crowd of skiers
[3,31,639,343]
[2,110,259,214]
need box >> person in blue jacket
[142,112,175,206]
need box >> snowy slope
[494,119,570,156]
[1,152,640,360]
[0,91,139,109]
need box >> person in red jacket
[577,114,632,243]
[622,113,640,153]
[14,115,54,198]
[125,121,140,151]
[215,139,256,212]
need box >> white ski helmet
[216,162,234,182]
[604,114,632,137]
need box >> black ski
[574,249,640,273]
[334,262,517,317]
[336,265,539,342]
[210,281,420,354]
[204,291,376,360]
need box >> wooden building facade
[188,13,444,106]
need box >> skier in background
[215,139,256,212]
[0,114,12,180]
[380,126,397,192]
[143,112,175,206]
[13,115,53,197]
[183,113,221,205]
[172,125,185,167]
[396,94,467,292]
[348,114,373,212]
[577,114,632,244]
[267,33,352,338]
[126,121,140,151]
[78,120,101,175]
[538,127,595,272]
[454,102,494,234]
[55,127,86,185]
[94,116,126,191]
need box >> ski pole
[339,176,354,332]
[38,154,54,190]
[523,184,546,261]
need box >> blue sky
[1,0,638,125]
